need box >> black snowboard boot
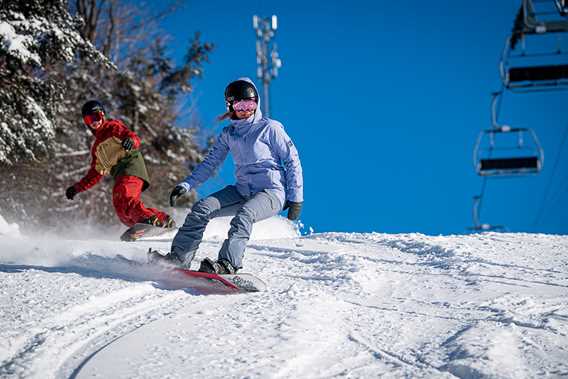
[148,249,184,267]
[198,257,237,274]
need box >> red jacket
[74,119,141,193]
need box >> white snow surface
[1,214,567,378]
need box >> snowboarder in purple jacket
[150,78,303,274]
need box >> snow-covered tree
[0,0,213,229]
[0,0,109,165]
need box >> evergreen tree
[0,0,213,230]
[0,0,110,165]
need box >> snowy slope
[1,214,567,378]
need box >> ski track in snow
[1,218,568,378]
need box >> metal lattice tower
[253,15,282,117]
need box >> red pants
[112,175,168,227]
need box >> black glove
[169,184,188,207]
[65,186,77,200]
[284,201,303,221]
[121,137,134,151]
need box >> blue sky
[161,0,568,235]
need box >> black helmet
[224,80,258,103]
[81,100,105,117]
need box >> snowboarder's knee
[230,206,255,228]
[191,198,218,220]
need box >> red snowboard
[172,269,267,292]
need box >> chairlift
[555,0,568,16]
[501,38,568,90]
[500,35,568,90]
[501,0,568,91]
[473,92,545,176]
[515,0,568,35]
[468,193,507,233]
[466,1,557,232]
[473,126,544,176]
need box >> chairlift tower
[253,15,282,117]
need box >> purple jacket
[181,79,303,206]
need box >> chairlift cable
[539,137,568,212]
[545,171,568,209]
[532,121,568,226]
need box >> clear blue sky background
[160,0,567,235]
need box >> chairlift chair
[517,0,568,35]
[501,0,568,91]
[501,38,568,90]
[473,126,544,176]
[555,0,568,16]
[500,35,568,90]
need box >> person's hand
[284,201,303,221]
[65,186,77,200]
[170,184,189,206]
[121,138,134,151]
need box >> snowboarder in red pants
[65,100,174,234]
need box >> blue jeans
[171,185,283,268]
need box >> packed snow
[0,213,567,378]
